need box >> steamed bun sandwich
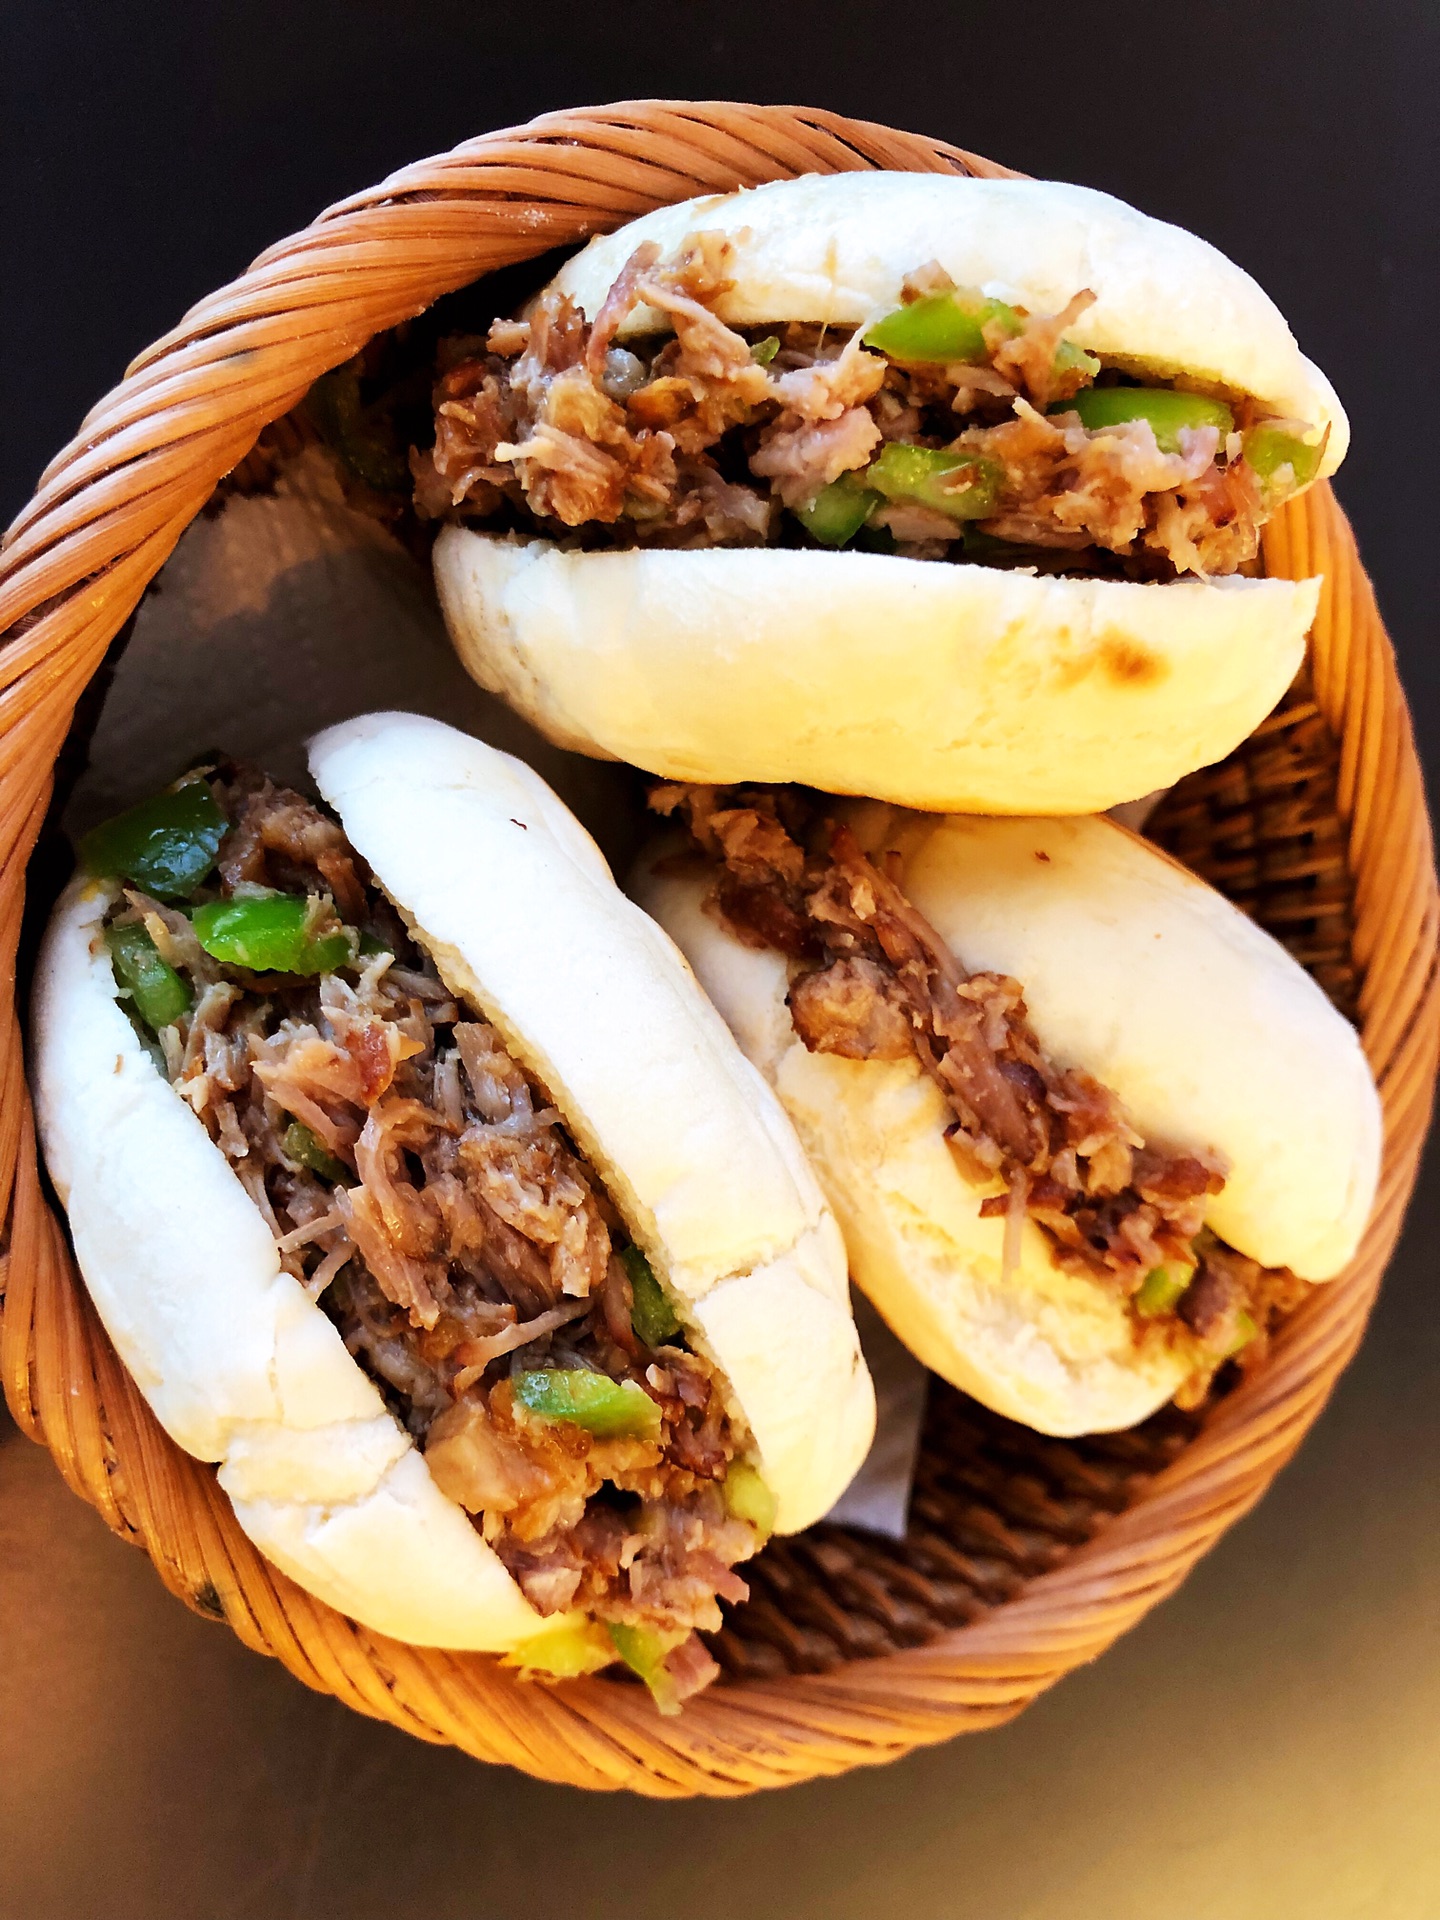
[422,170,1345,815]
[634,787,1381,1435]
[31,715,874,1712]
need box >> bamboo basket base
[716,1391,1199,1681]
[0,101,1434,1795]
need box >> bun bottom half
[33,878,547,1651]
[436,530,1318,816]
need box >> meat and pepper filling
[82,766,774,1709]
[412,235,1327,581]
[654,783,1310,1408]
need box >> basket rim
[1,98,1435,1797]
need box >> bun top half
[309,714,874,1531]
[551,171,1346,481]
[845,808,1381,1281]
[309,714,828,1299]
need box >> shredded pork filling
[107,767,761,1699]
[654,783,1310,1407]
[413,235,1289,579]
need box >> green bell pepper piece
[512,1368,662,1441]
[622,1245,680,1349]
[792,470,882,548]
[854,520,899,556]
[1052,336,1102,384]
[282,1121,349,1184]
[80,780,227,902]
[723,1461,777,1539]
[105,923,192,1032]
[505,1611,615,1678]
[306,364,412,492]
[605,1622,684,1715]
[862,290,1020,364]
[1223,1309,1259,1359]
[191,891,355,975]
[1055,386,1234,454]
[1242,422,1323,501]
[866,442,1000,521]
[1133,1264,1192,1318]
[749,334,781,365]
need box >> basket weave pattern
[0,102,1434,1796]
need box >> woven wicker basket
[1,101,1434,1798]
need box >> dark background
[3,5,1437,1916]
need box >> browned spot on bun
[1050,631,1168,692]
[1100,634,1166,686]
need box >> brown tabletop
[3,5,1436,1914]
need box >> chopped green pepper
[792,470,881,548]
[853,520,899,556]
[1133,1264,1192,1318]
[862,289,1020,364]
[1054,386,1234,454]
[80,780,227,902]
[306,363,412,492]
[504,1611,615,1678]
[1224,1309,1259,1359]
[512,1368,662,1441]
[723,1461,777,1540]
[105,923,191,1032]
[1242,421,1324,501]
[622,1245,680,1349]
[605,1622,684,1715]
[282,1122,349,1184]
[622,492,669,523]
[1052,336,1102,384]
[191,891,355,975]
[961,524,1030,563]
[750,334,781,365]
[866,442,1001,521]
